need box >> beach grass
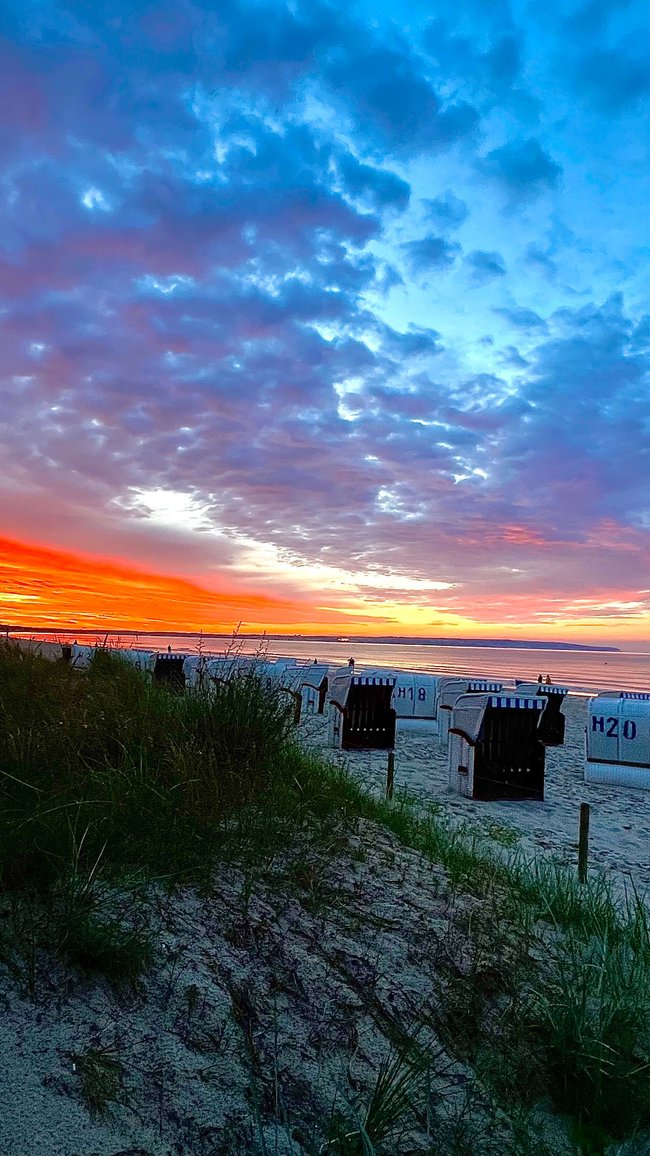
[2,643,650,1153]
[0,641,294,889]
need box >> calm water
[20,632,650,694]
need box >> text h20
[591,716,637,739]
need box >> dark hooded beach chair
[328,669,397,750]
[153,653,187,692]
[448,693,546,801]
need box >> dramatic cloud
[422,18,530,113]
[575,48,650,111]
[0,0,649,641]
[422,193,469,230]
[494,307,548,333]
[324,41,479,153]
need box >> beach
[300,686,650,905]
[8,637,650,899]
[3,646,650,1154]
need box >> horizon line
[2,626,622,652]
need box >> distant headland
[258,635,620,652]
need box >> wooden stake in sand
[578,802,590,884]
[386,750,395,801]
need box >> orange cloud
[0,534,328,634]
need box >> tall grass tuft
[0,643,295,891]
[524,915,650,1143]
[0,644,296,982]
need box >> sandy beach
[299,686,650,904]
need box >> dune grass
[0,642,296,990]
[2,643,650,1152]
[0,642,294,889]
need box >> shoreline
[8,634,650,694]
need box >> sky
[1,0,650,645]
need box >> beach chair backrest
[390,673,438,719]
[295,664,329,713]
[515,682,569,744]
[437,679,502,743]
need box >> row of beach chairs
[327,668,650,799]
[12,641,330,723]
[327,669,561,802]
[9,640,650,798]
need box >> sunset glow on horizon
[2,2,650,648]
[3,534,650,646]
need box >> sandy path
[299,694,650,903]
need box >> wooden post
[386,750,395,801]
[578,803,590,884]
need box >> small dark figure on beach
[537,673,543,682]
[348,657,355,668]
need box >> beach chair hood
[329,668,397,710]
[450,692,545,744]
[515,681,569,698]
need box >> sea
[18,632,650,695]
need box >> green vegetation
[0,642,294,889]
[1,642,650,1154]
[68,1043,128,1116]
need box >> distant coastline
[4,627,620,653]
